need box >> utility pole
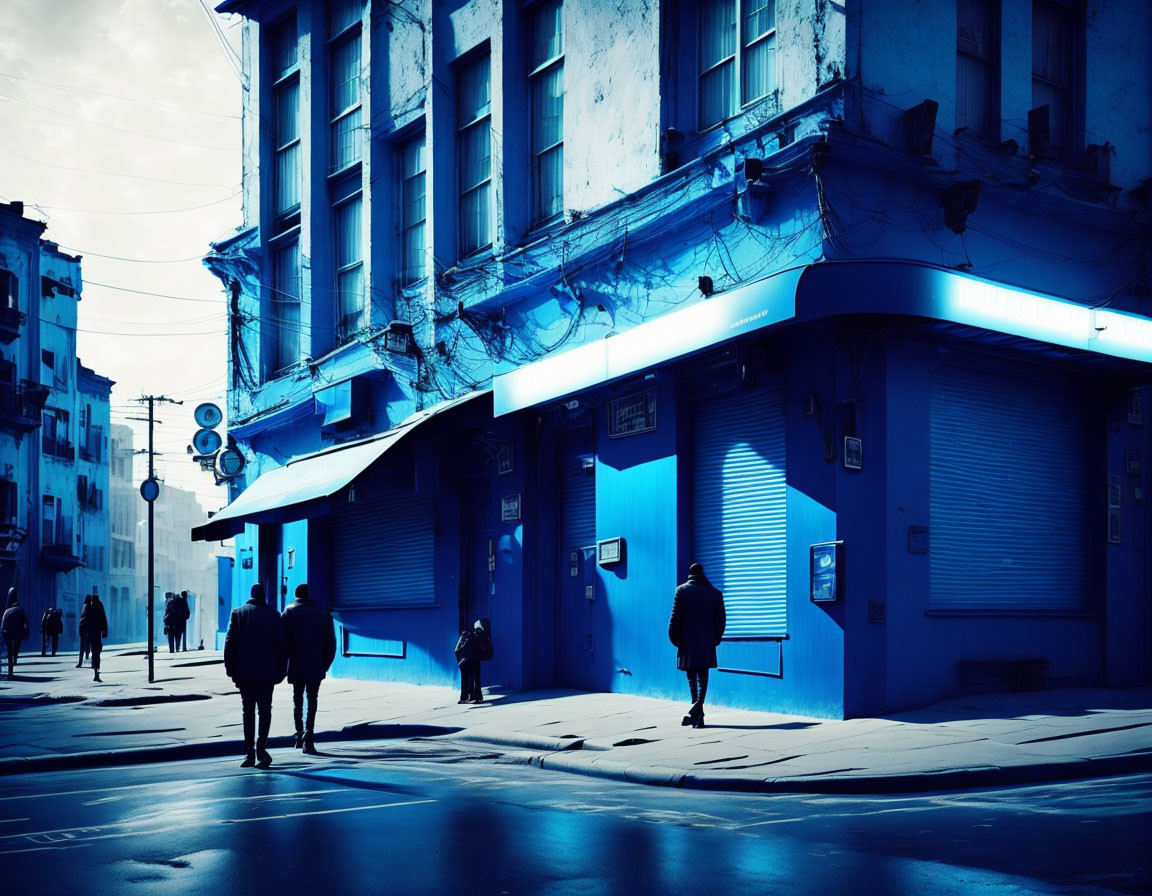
[129,395,182,683]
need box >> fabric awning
[191,390,487,542]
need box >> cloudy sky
[0,0,243,512]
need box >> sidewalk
[1,643,1150,793]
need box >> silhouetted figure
[1,588,29,679]
[668,563,726,729]
[454,618,493,704]
[76,594,93,668]
[163,592,178,653]
[176,591,191,651]
[281,584,336,755]
[41,606,62,656]
[79,593,108,683]
[224,583,285,769]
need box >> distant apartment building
[0,200,115,648]
[108,423,140,642]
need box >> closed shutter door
[332,492,436,610]
[559,431,596,552]
[693,389,787,637]
[930,366,1087,610]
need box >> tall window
[41,494,57,545]
[699,0,776,131]
[457,51,492,257]
[271,241,301,372]
[957,0,998,138]
[330,0,363,172]
[401,134,427,284]
[1032,0,1075,158]
[1,270,16,311]
[334,195,364,340]
[531,0,564,223]
[271,14,301,226]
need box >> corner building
[201,0,1152,718]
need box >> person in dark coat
[40,606,62,656]
[281,584,337,755]
[454,618,493,704]
[667,562,726,729]
[224,583,286,769]
[76,594,92,667]
[79,593,109,682]
[1,588,29,679]
[175,591,191,651]
[163,592,178,653]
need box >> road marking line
[225,798,436,823]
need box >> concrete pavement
[1,643,1150,793]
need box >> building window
[457,51,492,257]
[400,133,427,284]
[42,407,71,459]
[271,241,301,373]
[0,479,15,524]
[40,349,55,387]
[271,13,301,227]
[41,494,58,545]
[699,0,776,131]
[330,0,363,172]
[1,270,16,311]
[1032,0,1075,158]
[957,0,998,138]
[531,0,564,223]
[334,194,364,340]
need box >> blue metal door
[930,365,1087,610]
[692,389,788,637]
[557,428,597,690]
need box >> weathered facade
[1,201,116,650]
[202,0,1152,718]
[109,423,141,641]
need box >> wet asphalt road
[0,740,1147,895]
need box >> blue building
[200,0,1152,718]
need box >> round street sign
[193,402,223,429]
[216,447,246,479]
[193,428,223,455]
[139,478,160,502]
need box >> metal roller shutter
[331,492,436,610]
[559,430,596,553]
[930,366,1087,611]
[692,389,787,637]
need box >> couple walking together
[223,583,336,768]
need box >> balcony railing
[0,306,25,344]
[0,380,50,435]
[0,522,26,559]
[41,541,83,570]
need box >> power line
[84,280,225,304]
[0,70,239,119]
[37,189,240,217]
[0,141,236,188]
[0,91,239,152]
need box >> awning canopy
[192,391,487,542]
[493,261,1152,415]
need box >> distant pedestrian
[176,591,191,651]
[163,592,178,653]
[224,583,285,769]
[1,588,29,679]
[76,594,92,668]
[79,593,108,683]
[454,618,493,704]
[40,606,62,656]
[281,584,336,755]
[667,563,726,729]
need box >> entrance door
[557,428,596,690]
[258,524,284,611]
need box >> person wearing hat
[667,562,726,729]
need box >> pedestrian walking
[40,607,52,656]
[1,588,30,679]
[163,592,177,653]
[76,594,92,667]
[281,584,336,755]
[667,562,726,729]
[79,593,108,683]
[176,590,191,651]
[42,607,62,656]
[454,618,494,704]
[223,583,285,769]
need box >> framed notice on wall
[608,389,656,438]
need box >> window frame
[956,0,1000,140]
[332,192,365,342]
[456,48,494,259]
[328,6,363,175]
[697,0,777,133]
[269,12,301,231]
[530,0,564,225]
[1030,0,1080,160]
[269,235,302,375]
[400,131,428,286]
